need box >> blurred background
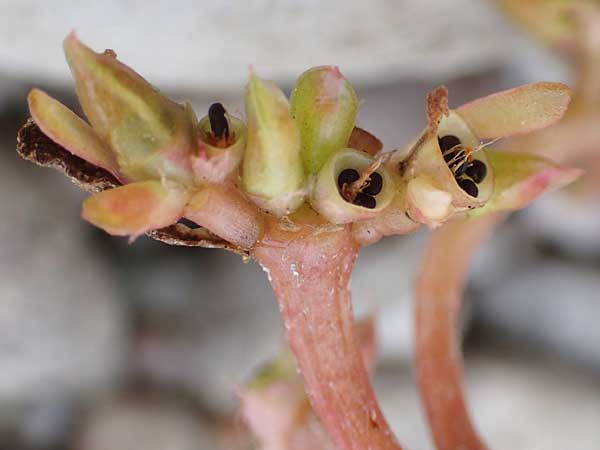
[0,0,599,449]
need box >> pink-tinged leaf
[239,317,376,450]
[82,180,187,239]
[28,88,120,179]
[184,184,264,250]
[253,216,402,450]
[347,126,383,156]
[415,214,504,450]
[63,33,195,183]
[457,82,571,139]
[473,150,582,216]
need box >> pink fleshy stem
[253,217,403,450]
[414,214,504,450]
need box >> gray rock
[475,261,600,371]
[376,350,600,450]
[0,118,128,446]
[0,0,515,91]
[76,395,217,450]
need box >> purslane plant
[412,3,600,450]
[17,34,580,450]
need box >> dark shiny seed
[458,178,479,197]
[337,168,360,189]
[353,192,377,209]
[362,172,383,196]
[466,159,487,184]
[438,135,461,153]
[208,102,229,139]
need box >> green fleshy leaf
[290,66,358,174]
[28,88,120,178]
[64,33,194,182]
[470,149,582,217]
[241,72,305,216]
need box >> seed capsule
[458,178,479,197]
[362,172,383,196]
[312,148,395,224]
[466,159,487,183]
[353,192,376,209]
[208,102,229,139]
[337,168,360,189]
[438,135,461,153]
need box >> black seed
[353,192,377,209]
[458,178,479,197]
[177,218,201,229]
[466,159,487,184]
[362,172,383,196]
[438,135,461,153]
[337,168,360,189]
[208,102,229,139]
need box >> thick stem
[414,215,501,450]
[253,215,402,450]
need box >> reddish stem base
[253,215,402,450]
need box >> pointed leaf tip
[474,150,582,215]
[242,73,305,216]
[82,180,188,238]
[457,82,571,139]
[63,34,194,182]
[28,88,120,178]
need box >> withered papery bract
[18,33,579,450]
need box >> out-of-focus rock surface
[128,246,283,415]
[0,94,128,448]
[376,349,600,450]
[0,0,515,91]
[474,258,600,372]
[76,394,217,450]
[523,191,600,258]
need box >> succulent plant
[409,3,600,450]
[17,33,580,450]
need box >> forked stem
[253,214,402,450]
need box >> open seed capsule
[193,103,246,183]
[400,110,494,225]
[312,148,395,224]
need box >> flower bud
[193,103,246,183]
[242,73,305,216]
[63,33,195,183]
[312,148,395,224]
[290,66,358,174]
